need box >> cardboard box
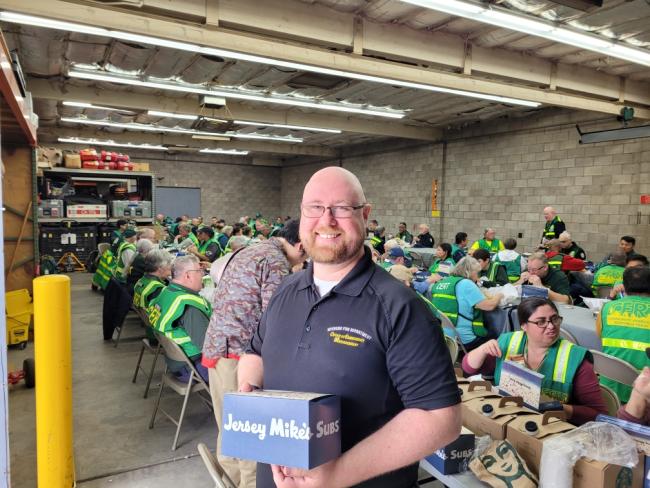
[462,396,537,440]
[37,147,62,166]
[459,381,502,403]
[131,162,150,172]
[64,153,82,169]
[573,454,644,488]
[66,204,107,219]
[425,427,475,474]
[221,390,341,469]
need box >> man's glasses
[186,269,204,274]
[527,264,546,273]
[301,204,366,219]
[527,315,563,328]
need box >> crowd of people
[93,170,648,488]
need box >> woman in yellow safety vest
[462,297,608,425]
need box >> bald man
[542,206,565,243]
[239,166,461,488]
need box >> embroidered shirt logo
[327,326,372,348]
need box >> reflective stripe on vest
[602,338,650,352]
[553,340,573,383]
[478,239,501,252]
[544,217,562,238]
[547,253,564,270]
[506,331,525,359]
[158,294,207,331]
[114,241,136,280]
[430,276,485,337]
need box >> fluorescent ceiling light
[199,148,249,155]
[63,101,134,113]
[0,11,540,107]
[399,0,650,67]
[234,120,341,134]
[191,135,230,142]
[59,117,304,143]
[68,69,408,118]
[147,110,197,121]
[58,137,167,151]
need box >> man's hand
[609,283,625,299]
[427,273,443,284]
[527,275,543,287]
[271,460,339,488]
[187,245,198,254]
[238,381,258,393]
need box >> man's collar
[296,247,374,296]
[169,281,199,295]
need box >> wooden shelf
[42,167,153,177]
[39,217,153,224]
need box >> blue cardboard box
[425,427,475,474]
[221,390,341,469]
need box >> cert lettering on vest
[424,427,475,475]
[221,390,341,469]
[498,360,545,410]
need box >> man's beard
[301,227,364,264]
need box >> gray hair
[136,238,154,255]
[451,256,481,279]
[179,223,192,233]
[229,235,249,251]
[137,227,156,241]
[171,254,200,278]
[559,231,572,241]
[528,252,548,265]
[222,225,233,236]
[144,248,174,273]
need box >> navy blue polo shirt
[247,248,460,488]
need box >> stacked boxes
[110,200,152,218]
[37,199,64,218]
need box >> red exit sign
[641,195,650,204]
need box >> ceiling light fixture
[147,110,197,121]
[68,69,407,118]
[0,11,541,107]
[234,120,341,134]
[400,0,650,67]
[63,101,134,113]
[59,117,304,143]
[199,148,249,155]
[58,136,168,150]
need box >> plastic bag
[539,421,639,488]
[486,283,520,306]
[581,296,610,314]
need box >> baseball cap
[389,247,405,258]
[123,229,137,238]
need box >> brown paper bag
[469,440,538,488]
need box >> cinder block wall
[127,151,282,223]
[281,109,650,259]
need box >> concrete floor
[8,273,214,487]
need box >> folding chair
[444,335,459,364]
[599,383,621,416]
[590,349,639,387]
[149,332,213,450]
[197,443,237,488]
[559,327,578,344]
[436,311,468,355]
[132,307,164,399]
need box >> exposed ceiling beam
[28,78,441,142]
[39,127,339,157]
[1,0,648,119]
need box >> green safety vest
[110,230,124,254]
[428,258,455,274]
[133,275,166,309]
[370,236,382,249]
[477,239,502,253]
[592,265,625,294]
[92,249,116,290]
[198,236,223,258]
[547,253,565,270]
[566,243,585,260]
[543,216,563,239]
[600,296,650,403]
[430,276,486,337]
[495,254,522,283]
[147,283,212,358]
[114,241,136,283]
[481,261,505,283]
[495,331,587,403]
[451,244,466,263]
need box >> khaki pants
[209,359,257,488]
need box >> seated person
[609,254,649,299]
[188,226,222,263]
[426,243,455,284]
[494,238,527,283]
[474,248,509,287]
[618,366,650,426]
[388,264,414,288]
[137,227,157,243]
[462,297,607,425]
[545,239,586,272]
[591,251,625,296]
[429,256,503,351]
[558,231,586,260]
[515,252,572,304]
[413,223,434,248]
[451,232,468,263]
[381,246,413,270]
[470,228,504,254]
[173,223,199,248]
[396,222,413,244]
[370,226,386,255]
[127,238,155,290]
[597,266,650,403]
[147,255,211,382]
[596,235,639,271]
[133,249,173,309]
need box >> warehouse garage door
[156,187,201,219]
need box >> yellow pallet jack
[57,252,86,273]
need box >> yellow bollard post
[33,275,74,487]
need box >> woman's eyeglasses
[527,315,562,328]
